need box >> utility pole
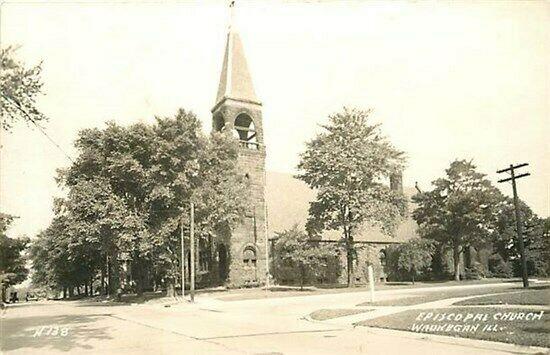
[181,215,185,299]
[263,169,270,291]
[190,202,195,302]
[497,163,530,288]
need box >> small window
[243,246,257,267]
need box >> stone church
[202,14,492,289]
[202,21,421,288]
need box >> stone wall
[336,242,390,285]
[212,99,268,287]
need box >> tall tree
[297,108,407,286]
[0,46,46,131]
[492,197,548,276]
[33,109,247,297]
[0,213,29,302]
[30,216,77,297]
[413,160,500,281]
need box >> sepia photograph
[0,1,548,354]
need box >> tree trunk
[299,264,304,291]
[85,283,88,296]
[68,287,74,298]
[453,244,461,281]
[133,258,144,296]
[111,254,122,299]
[346,235,355,287]
[166,278,175,297]
[100,265,106,295]
[107,255,112,295]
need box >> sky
[0,0,548,238]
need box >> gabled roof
[266,171,419,244]
[214,29,260,108]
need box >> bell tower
[211,8,267,287]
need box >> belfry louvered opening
[234,113,258,149]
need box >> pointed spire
[214,1,260,109]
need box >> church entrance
[218,244,229,283]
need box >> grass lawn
[357,285,527,307]
[309,308,372,321]
[454,285,550,306]
[357,306,550,348]
[218,278,516,302]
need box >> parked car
[26,293,39,302]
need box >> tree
[297,108,407,286]
[535,218,550,276]
[32,109,247,297]
[30,216,77,297]
[1,46,46,131]
[412,160,500,281]
[395,239,434,284]
[492,198,549,277]
[272,226,336,290]
[0,213,29,302]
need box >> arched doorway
[218,244,229,282]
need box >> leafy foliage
[0,213,29,301]
[0,46,46,131]
[271,226,337,289]
[30,109,246,296]
[487,254,514,278]
[412,160,501,281]
[491,197,548,277]
[385,239,434,283]
[396,239,434,283]
[297,107,407,286]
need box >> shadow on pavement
[1,313,113,352]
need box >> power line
[1,93,74,163]
[31,121,74,163]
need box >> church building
[202,9,490,289]
[206,20,417,288]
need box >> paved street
[1,283,547,355]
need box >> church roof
[265,171,420,244]
[214,28,260,109]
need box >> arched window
[234,113,258,149]
[243,246,257,267]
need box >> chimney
[390,172,403,193]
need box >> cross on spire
[229,0,236,31]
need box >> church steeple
[213,3,260,111]
[210,1,268,288]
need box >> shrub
[271,226,338,288]
[464,261,485,280]
[488,254,513,278]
